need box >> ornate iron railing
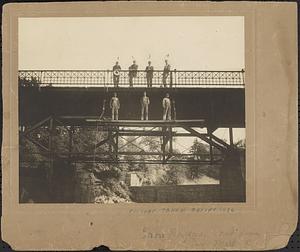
[18,70,245,88]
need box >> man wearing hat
[112,61,121,87]
[145,61,154,87]
[162,60,171,87]
[128,60,138,87]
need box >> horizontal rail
[59,117,206,127]
[18,69,245,88]
[20,160,223,165]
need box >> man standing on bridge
[129,60,138,87]
[112,61,121,87]
[110,92,120,120]
[162,93,171,120]
[162,59,171,87]
[145,61,154,87]
[140,91,150,120]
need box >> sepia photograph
[18,16,245,204]
[2,2,298,251]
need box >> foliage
[19,76,41,87]
[21,116,235,203]
[234,139,246,149]
[189,139,210,160]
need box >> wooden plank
[58,116,206,127]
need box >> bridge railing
[18,70,245,88]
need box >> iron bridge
[19,69,245,165]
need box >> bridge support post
[161,127,166,163]
[48,116,54,197]
[207,127,214,165]
[229,127,234,146]
[68,126,74,161]
[220,151,245,202]
[114,126,119,160]
[168,126,173,156]
[108,126,112,155]
[107,126,119,160]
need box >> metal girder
[57,116,206,127]
[25,151,223,158]
[86,119,206,128]
[229,127,234,146]
[22,134,50,153]
[23,116,52,135]
[71,159,221,165]
[118,131,201,137]
[183,126,227,153]
[93,133,117,149]
[210,134,232,149]
[20,115,230,165]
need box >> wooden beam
[229,127,234,146]
[183,126,227,153]
[118,131,203,137]
[23,116,52,135]
[58,116,206,127]
[210,134,232,149]
[71,159,219,165]
[23,134,49,153]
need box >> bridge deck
[58,117,206,127]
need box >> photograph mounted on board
[18,16,245,203]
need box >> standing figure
[128,60,138,87]
[162,93,171,120]
[140,91,150,120]
[145,61,154,87]
[112,61,121,87]
[110,92,120,120]
[162,60,171,87]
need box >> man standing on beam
[162,93,172,120]
[110,92,120,120]
[140,91,150,120]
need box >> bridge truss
[20,115,237,167]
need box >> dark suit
[129,63,138,87]
[162,64,171,87]
[112,64,121,87]
[145,65,154,87]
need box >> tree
[234,139,246,149]
[189,139,210,160]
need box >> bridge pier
[220,151,246,202]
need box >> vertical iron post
[48,116,54,195]
[68,126,73,160]
[115,126,119,159]
[161,127,166,163]
[229,127,234,146]
[208,127,214,165]
[168,126,173,155]
[108,126,112,155]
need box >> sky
[19,16,244,71]
[19,16,245,144]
